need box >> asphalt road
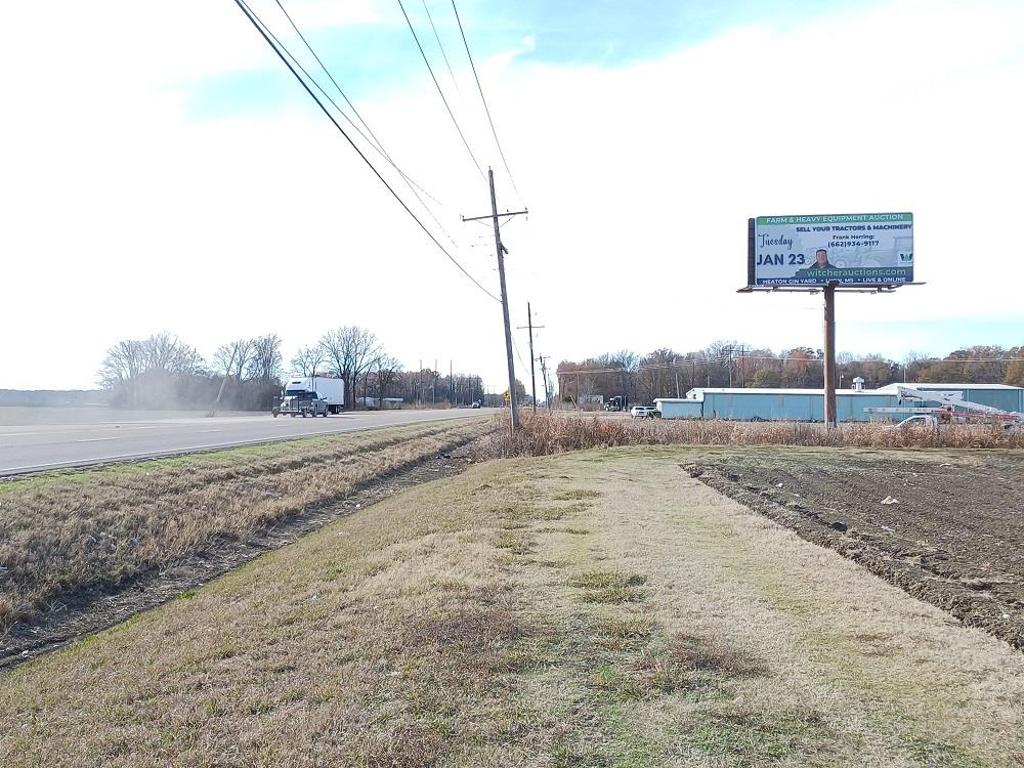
[0,409,498,476]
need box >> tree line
[556,343,1024,407]
[98,327,485,411]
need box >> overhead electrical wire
[450,0,521,201]
[266,0,457,247]
[272,0,442,207]
[241,4,459,249]
[396,0,486,181]
[232,0,500,303]
[512,335,528,371]
[421,0,461,95]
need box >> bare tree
[213,339,252,381]
[374,355,403,407]
[319,326,380,407]
[247,334,283,384]
[291,345,325,377]
[98,333,205,408]
[143,332,202,375]
[98,339,147,389]
[609,349,641,404]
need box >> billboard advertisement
[749,212,913,287]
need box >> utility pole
[462,169,528,433]
[516,302,545,413]
[213,344,239,412]
[538,355,551,410]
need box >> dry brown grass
[2,448,1023,766]
[0,419,491,632]
[476,412,1024,457]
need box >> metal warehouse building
[655,383,1024,422]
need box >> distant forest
[557,343,1024,407]
[95,327,485,411]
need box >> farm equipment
[865,386,1024,430]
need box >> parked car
[889,415,938,429]
[630,405,658,419]
[471,400,482,409]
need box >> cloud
[1,0,1022,390]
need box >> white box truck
[274,376,345,417]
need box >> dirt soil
[686,450,1024,650]
[0,445,480,670]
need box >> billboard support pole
[823,283,837,429]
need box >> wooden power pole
[517,302,545,413]
[462,169,528,433]
[538,354,552,410]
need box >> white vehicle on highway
[273,376,344,418]
[630,405,659,419]
[282,376,344,414]
[274,390,330,418]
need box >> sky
[2,0,1023,392]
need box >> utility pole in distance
[538,354,552,410]
[517,302,545,413]
[462,168,528,433]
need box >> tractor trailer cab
[273,376,345,417]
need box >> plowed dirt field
[687,450,1024,649]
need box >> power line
[396,0,486,181]
[245,3,459,249]
[274,0,381,153]
[512,335,528,370]
[450,0,521,200]
[232,0,499,303]
[421,0,460,95]
[273,0,442,207]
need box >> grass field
[0,418,492,634]
[3,446,1022,767]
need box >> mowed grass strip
[0,418,491,630]
[3,447,1024,767]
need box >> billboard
[748,212,913,287]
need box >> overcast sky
[2,0,1023,392]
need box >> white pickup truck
[630,405,659,419]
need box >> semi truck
[273,376,345,417]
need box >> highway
[0,409,498,476]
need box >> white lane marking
[73,437,119,443]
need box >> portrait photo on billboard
[750,212,913,287]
